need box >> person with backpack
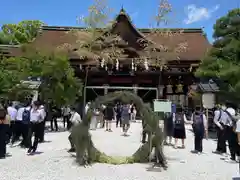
[191,106,207,154]
[223,102,237,163]
[173,106,189,149]
[16,101,31,148]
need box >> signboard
[202,93,215,109]
[154,100,172,112]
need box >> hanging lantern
[132,59,134,70]
[166,84,173,93]
[116,59,119,70]
[176,84,183,93]
[144,58,149,70]
[101,58,105,68]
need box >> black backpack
[192,112,204,133]
[22,108,31,124]
[174,113,184,129]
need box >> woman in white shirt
[90,109,100,130]
[27,101,45,154]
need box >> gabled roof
[198,82,219,93]
[1,8,211,64]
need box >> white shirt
[214,108,236,128]
[70,112,82,125]
[7,106,17,121]
[30,108,45,123]
[235,119,240,133]
[16,107,31,121]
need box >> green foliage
[196,8,240,101]
[0,20,43,45]
[0,56,29,99]
[19,48,82,106]
[71,91,166,166]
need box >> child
[164,112,174,145]
[173,106,189,148]
[191,106,207,154]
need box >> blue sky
[0,0,239,42]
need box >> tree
[0,20,43,45]
[0,55,30,100]
[196,8,240,102]
[18,48,82,107]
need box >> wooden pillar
[104,84,108,95]
[133,84,138,94]
[157,85,164,99]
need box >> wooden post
[206,108,209,140]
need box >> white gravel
[0,122,239,180]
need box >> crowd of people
[0,100,46,158]
[1,98,240,165]
[162,102,240,164]
[0,100,138,157]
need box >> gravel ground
[0,122,239,180]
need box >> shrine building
[0,8,211,107]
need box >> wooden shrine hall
[0,8,211,107]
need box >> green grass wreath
[71,91,167,168]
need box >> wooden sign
[202,93,215,109]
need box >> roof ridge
[41,25,203,33]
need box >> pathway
[0,122,239,180]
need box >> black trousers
[28,122,41,151]
[0,124,7,157]
[216,126,226,153]
[50,117,58,131]
[21,123,30,148]
[68,134,74,149]
[116,115,122,127]
[39,121,45,142]
[225,126,239,160]
[142,130,147,143]
[11,121,22,144]
[63,115,70,128]
[194,133,204,152]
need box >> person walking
[27,101,45,154]
[16,101,31,148]
[68,107,82,152]
[90,109,100,130]
[0,108,9,159]
[115,102,122,128]
[191,106,207,154]
[104,104,114,132]
[163,112,174,145]
[7,102,18,145]
[62,106,71,129]
[224,103,237,162]
[212,105,226,154]
[121,104,131,136]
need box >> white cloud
[184,4,219,24]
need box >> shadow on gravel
[45,127,66,133]
[27,151,44,156]
[146,166,162,172]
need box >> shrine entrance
[84,85,158,106]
